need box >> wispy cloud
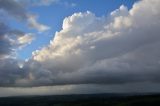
[62,2,77,8]
[22,0,76,8]
[27,0,59,6]
[27,14,50,32]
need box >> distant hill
[0,93,160,106]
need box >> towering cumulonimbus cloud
[31,0,160,85]
[0,0,160,88]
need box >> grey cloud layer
[0,0,160,88]
[1,82,160,97]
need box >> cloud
[27,15,50,32]
[17,33,35,49]
[32,0,160,85]
[0,0,27,20]
[0,59,29,87]
[17,33,34,45]
[28,0,59,6]
[0,0,160,92]
[0,22,13,59]
[0,9,34,59]
[0,22,34,59]
[22,0,76,8]
[62,2,76,8]
[0,0,50,32]
[1,82,160,97]
[0,0,47,58]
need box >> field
[0,93,160,106]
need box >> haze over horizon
[0,0,160,97]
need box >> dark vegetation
[0,93,160,106]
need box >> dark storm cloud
[0,59,28,87]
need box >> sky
[17,0,137,60]
[0,0,160,97]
